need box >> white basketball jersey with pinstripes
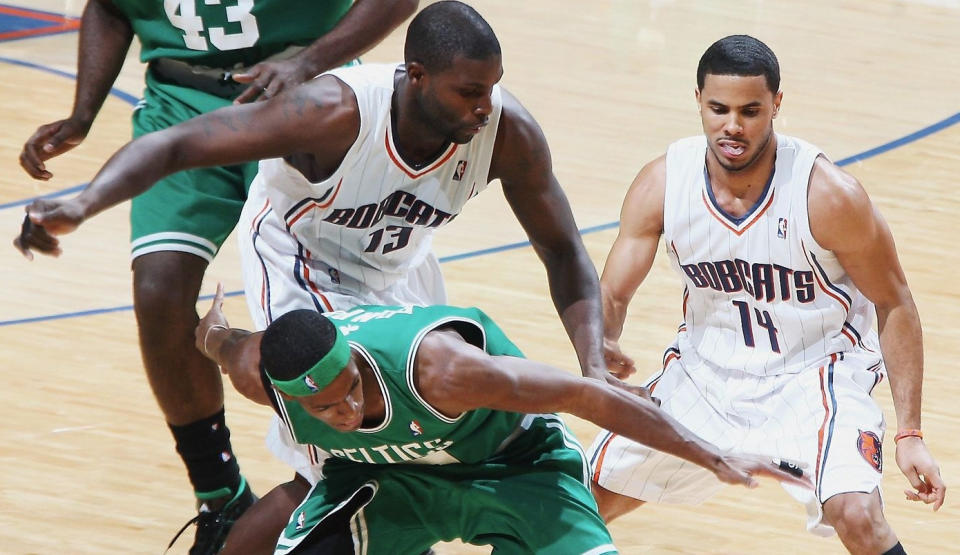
[249,63,502,292]
[662,134,876,376]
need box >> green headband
[268,328,351,397]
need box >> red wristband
[894,429,923,443]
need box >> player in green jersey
[196,285,810,554]
[17,1,417,552]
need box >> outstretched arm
[232,0,418,103]
[20,0,133,179]
[599,156,667,375]
[491,90,613,384]
[14,76,359,258]
[809,158,945,510]
[416,329,810,489]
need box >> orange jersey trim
[384,129,458,178]
[701,189,776,236]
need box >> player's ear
[406,61,426,85]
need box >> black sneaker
[166,477,257,555]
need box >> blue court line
[0,56,140,105]
[0,3,79,19]
[0,25,78,43]
[0,4,79,44]
[1,289,246,327]
[0,52,956,327]
[0,55,138,211]
[437,221,621,263]
[0,183,87,210]
[1,224,625,327]
[834,111,960,166]
[0,56,138,210]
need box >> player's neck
[705,134,777,202]
[392,80,452,168]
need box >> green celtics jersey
[113,0,353,66]
[274,305,531,466]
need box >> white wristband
[203,324,229,359]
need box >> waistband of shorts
[148,45,305,99]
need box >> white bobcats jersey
[662,134,877,376]
[248,63,502,294]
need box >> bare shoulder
[497,87,539,135]
[414,329,473,387]
[490,87,549,183]
[412,329,488,416]
[628,155,667,202]
[620,154,667,233]
[281,75,361,164]
[808,156,878,251]
[289,75,360,126]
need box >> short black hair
[260,310,338,382]
[404,1,501,72]
[697,35,780,93]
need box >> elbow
[162,132,194,171]
[875,290,919,320]
[388,0,419,20]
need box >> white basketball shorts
[588,336,886,536]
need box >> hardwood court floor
[0,1,957,553]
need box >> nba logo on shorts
[453,160,468,181]
[777,218,788,239]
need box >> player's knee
[132,252,207,324]
[827,493,889,548]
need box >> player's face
[696,74,782,172]
[296,363,366,432]
[417,55,503,144]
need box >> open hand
[20,118,89,180]
[896,436,946,510]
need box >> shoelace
[164,510,223,554]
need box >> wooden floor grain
[0,1,957,553]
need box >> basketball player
[587,35,945,554]
[15,2,623,393]
[195,285,808,554]
[15,1,629,545]
[16,1,417,552]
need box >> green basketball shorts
[129,71,258,262]
[275,414,617,555]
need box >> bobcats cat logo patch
[857,430,882,473]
